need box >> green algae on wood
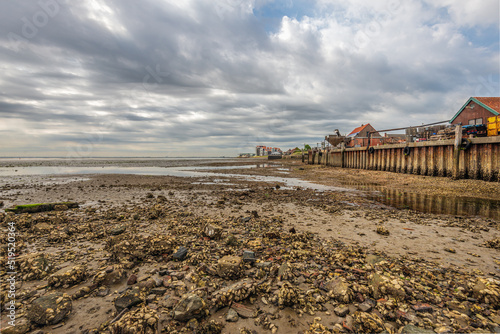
[5,202,79,214]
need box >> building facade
[346,124,383,147]
[450,97,500,125]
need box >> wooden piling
[452,125,462,179]
[316,135,499,182]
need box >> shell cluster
[352,311,386,333]
[211,279,256,309]
[17,252,55,281]
[278,282,300,307]
[111,306,158,334]
[48,265,87,288]
[484,238,500,249]
[27,292,72,325]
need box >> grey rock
[154,277,163,287]
[169,271,185,280]
[109,225,126,236]
[162,295,180,309]
[173,246,188,261]
[226,308,239,322]
[114,288,143,312]
[334,305,350,317]
[327,278,352,303]
[151,287,167,296]
[232,302,256,318]
[242,250,255,263]
[255,261,272,268]
[172,293,206,321]
[96,287,110,297]
[358,301,373,312]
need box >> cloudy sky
[0,0,498,157]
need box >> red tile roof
[347,124,369,137]
[474,97,500,112]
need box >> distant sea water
[0,156,232,161]
[0,157,246,177]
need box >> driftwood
[5,202,79,214]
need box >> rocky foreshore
[0,161,499,333]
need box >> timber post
[452,125,462,179]
[340,142,346,168]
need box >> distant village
[238,145,302,158]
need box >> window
[468,118,483,125]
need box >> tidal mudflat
[1,158,499,333]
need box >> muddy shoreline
[1,158,499,333]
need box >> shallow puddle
[347,182,500,220]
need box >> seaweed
[5,202,79,214]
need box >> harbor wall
[308,136,500,181]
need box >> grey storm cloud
[0,0,498,157]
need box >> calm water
[352,183,500,220]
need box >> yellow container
[488,122,498,130]
[488,116,497,123]
[488,129,499,136]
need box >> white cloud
[82,0,130,37]
[426,0,500,27]
[0,0,497,156]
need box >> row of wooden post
[308,126,500,181]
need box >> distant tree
[304,144,311,151]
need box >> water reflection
[351,183,500,220]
